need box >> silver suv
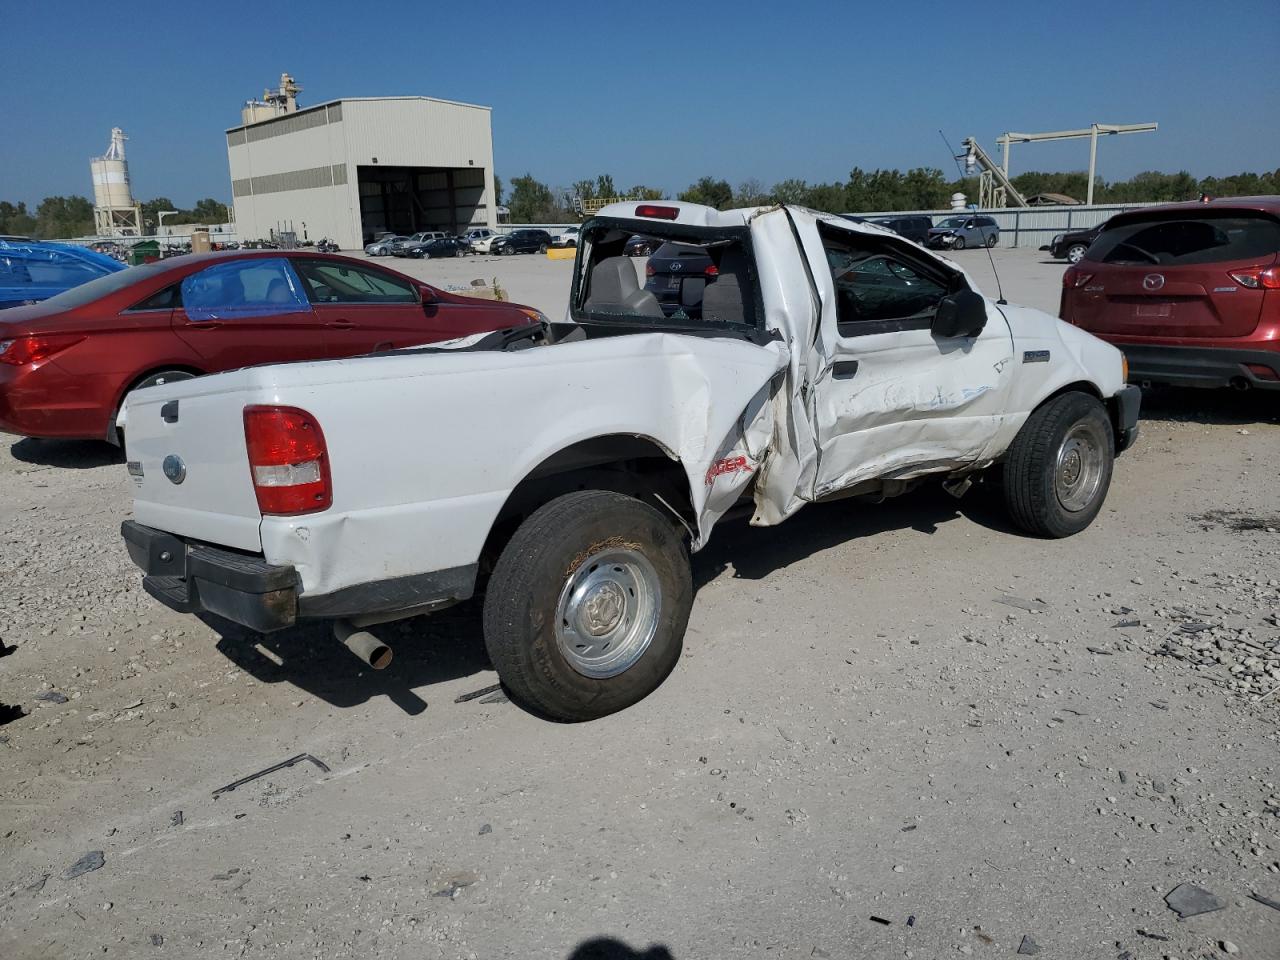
[927,215,999,250]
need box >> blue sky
[5,0,1278,207]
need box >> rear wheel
[482,490,692,722]
[1066,243,1088,263]
[1003,391,1114,538]
[953,236,966,250]
[985,233,998,248]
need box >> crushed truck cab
[122,202,1139,721]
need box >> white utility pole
[995,122,1158,204]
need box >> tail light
[243,405,332,515]
[635,204,679,220]
[645,263,655,277]
[1062,267,1094,289]
[1227,266,1280,290]
[0,334,85,366]
[704,264,719,278]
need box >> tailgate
[123,376,263,552]
[1071,257,1272,338]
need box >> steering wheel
[1114,241,1160,265]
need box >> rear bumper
[1119,343,1280,391]
[122,520,301,632]
[121,520,478,632]
[1113,384,1141,453]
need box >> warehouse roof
[225,95,491,135]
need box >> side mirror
[418,285,437,303]
[932,289,988,339]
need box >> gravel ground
[1,249,1278,960]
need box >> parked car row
[841,213,1002,249]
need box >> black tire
[538,243,548,253]
[1003,391,1114,538]
[953,236,966,250]
[454,247,464,258]
[502,246,514,256]
[1066,243,1088,264]
[483,490,692,722]
[985,233,998,248]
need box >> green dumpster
[129,240,160,266]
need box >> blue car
[0,239,126,310]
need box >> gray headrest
[587,257,639,302]
[702,249,751,324]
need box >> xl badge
[1023,350,1050,364]
[162,454,187,485]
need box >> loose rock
[62,850,105,880]
[1164,882,1225,918]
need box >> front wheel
[952,236,966,250]
[483,490,692,722]
[1066,243,1088,264]
[538,243,548,253]
[1002,392,1114,538]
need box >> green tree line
[501,168,1279,221]
[0,196,230,240]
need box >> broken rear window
[573,222,758,330]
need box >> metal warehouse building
[226,96,497,249]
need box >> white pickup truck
[121,201,1139,721]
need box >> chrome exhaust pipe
[334,621,393,670]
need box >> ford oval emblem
[1142,273,1165,291]
[162,454,187,485]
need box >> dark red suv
[1060,197,1280,391]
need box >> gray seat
[584,256,663,318]
[701,249,751,324]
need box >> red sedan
[0,251,542,442]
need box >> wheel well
[1040,380,1127,451]
[479,435,695,574]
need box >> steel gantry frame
[995,123,1159,205]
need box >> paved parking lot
[2,247,1278,960]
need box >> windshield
[938,217,968,228]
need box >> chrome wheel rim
[555,547,661,679]
[1055,420,1106,512]
[1067,245,1085,263]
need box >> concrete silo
[91,128,144,237]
